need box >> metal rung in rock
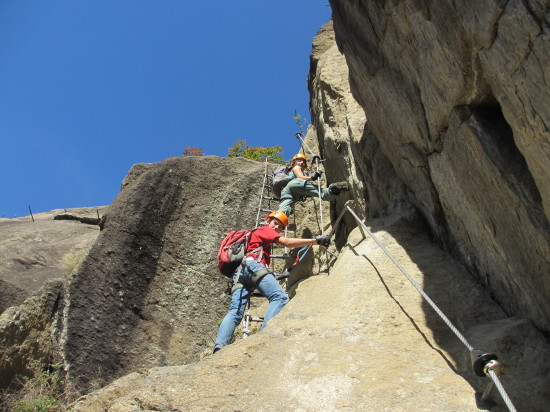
[250,317,264,323]
[261,209,274,213]
[269,254,287,259]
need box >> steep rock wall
[72,214,550,411]
[57,156,267,392]
[325,1,550,333]
[307,21,413,247]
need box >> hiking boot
[329,181,349,194]
[274,270,290,280]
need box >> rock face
[0,280,63,389]
[57,156,268,392]
[4,4,550,410]
[307,21,412,246]
[0,208,103,389]
[0,208,103,313]
[326,1,550,333]
[71,213,550,412]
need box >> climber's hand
[310,170,323,181]
[315,235,330,247]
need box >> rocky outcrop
[0,280,62,389]
[4,4,550,410]
[0,208,103,313]
[57,156,269,393]
[307,21,412,247]
[325,1,550,333]
[0,208,103,389]
[71,213,550,411]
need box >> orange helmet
[266,211,288,227]
[292,153,307,161]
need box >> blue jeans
[213,259,289,350]
[278,178,335,216]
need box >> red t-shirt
[246,225,281,266]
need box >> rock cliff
[55,156,269,392]
[327,0,550,334]
[71,213,549,412]
[70,13,550,410]
[0,208,104,312]
[2,3,550,411]
[0,208,103,389]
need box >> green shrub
[62,247,90,282]
[1,361,80,412]
[293,112,309,136]
[227,140,284,164]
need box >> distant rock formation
[0,207,104,312]
[326,0,550,333]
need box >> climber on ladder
[213,210,330,353]
[277,146,349,219]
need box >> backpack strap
[243,227,263,262]
[245,245,263,261]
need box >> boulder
[56,156,269,393]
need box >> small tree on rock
[183,146,204,156]
[227,140,284,164]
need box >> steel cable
[336,204,517,411]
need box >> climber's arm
[276,236,317,248]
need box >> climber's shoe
[274,270,290,280]
[329,181,349,194]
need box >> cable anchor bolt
[470,349,498,377]
[480,360,504,404]
[483,359,503,377]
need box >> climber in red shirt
[213,210,330,352]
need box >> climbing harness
[327,200,517,412]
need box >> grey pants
[278,178,335,216]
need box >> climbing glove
[310,170,323,181]
[315,235,330,247]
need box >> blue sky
[0,1,332,218]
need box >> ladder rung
[250,317,264,322]
[261,209,274,213]
[262,196,280,201]
[269,255,287,259]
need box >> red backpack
[217,229,258,277]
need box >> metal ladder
[242,157,290,338]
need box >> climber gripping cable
[213,211,329,353]
[277,152,349,217]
